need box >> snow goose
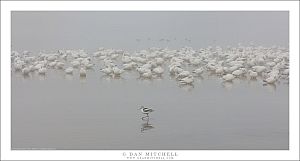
[38,67,47,75]
[222,74,235,82]
[179,75,194,85]
[153,66,164,76]
[65,67,73,74]
[79,67,87,77]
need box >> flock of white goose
[11,45,289,86]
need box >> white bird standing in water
[248,70,258,79]
[192,67,204,76]
[179,75,194,85]
[79,67,87,77]
[222,74,235,82]
[22,67,30,75]
[112,66,124,76]
[176,70,190,79]
[11,45,289,88]
[153,66,164,76]
[65,67,73,74]
[100,67,113,75]
[263,76,277,84]
[38,67,46,75]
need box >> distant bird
[71,60,80,68]
[263,76,277,84]
[153,66,164,76]
[176,71,190,79]
[79,67,87,77]
[22,67,30,75]
[100,67,113,75]
[252,66,266,73]
[141,118,154,133]
[248,70,258,79]
[222,74,235,82]
[141,71,152,79]
[282,69,289,75]
[179,75,194,85]
[112,66,124,76]
[65,67,73,74]
[56,62,65,69]
[232,68,246,77]
[38,67,46,75]
[139,106,154,117]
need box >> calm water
[11,68,289,150]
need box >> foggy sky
[11,11,289,52]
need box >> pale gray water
[12,69,289,150]
[11,11,289,150]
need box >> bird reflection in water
[38,74,46,81]
[141,116,154,133]
[64,74,73,81]
[178,84,194,92]
[222,81,233,90]
[80,75,87,83]
[100,75,125,82]
[263,83,277,92]
[22,74,31,80]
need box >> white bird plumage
[79,67,87,77]
[11,45,289,88]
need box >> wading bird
[139,106,154,119]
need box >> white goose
[176,71,190,79]
[100,67,113,75]
[263,76,277,84]
[192,67,204,76]
[65,67,73,74]
[112,66,124,76]
[38,67,46,75]
[22,67,30,75]
[248,70,258,79]
[179,75,194,85]
[153,66,164,76]
[222,74,235,82]
[79,67,87,77]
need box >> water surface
[12,69,289,150]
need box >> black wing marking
[143,108,153,112]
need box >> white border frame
[1,1,299,160]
